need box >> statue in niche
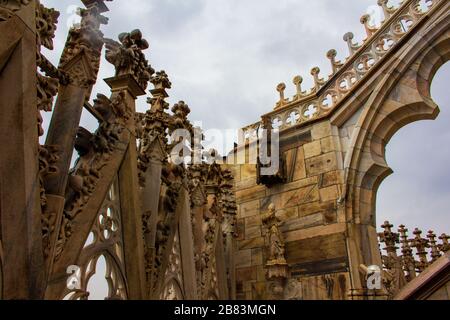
[263,204,286,264]
[269,224,285,262]
[262,203,289,300]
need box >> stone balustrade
[242,0,443,138]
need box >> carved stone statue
[262,204,289,299]
[263,204,286,264]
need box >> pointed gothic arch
[161,277,184,300]
[339,2,450,280]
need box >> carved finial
[57,0,109,88]
[360,14,378,38]
[379,221,399,254]
[377,0,395,20]
[398,225,416,281]
[326,49,343,75]
[293,75,304,100]
[172,101,191,120]
[105,29,154,90]
[81,0,112,13]
[170,101,193,136]
[410,228,429,272]
[439,233,450,253]
[310,67,325,92]
[36,3,60,51]
[275,83,288,109]
[343,32,360,56]
[427,230,442,263]
[151,70,172,90]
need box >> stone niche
[234,118,350,300]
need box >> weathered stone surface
[235,177,257,190]
[281,184,320,207]
[236,266,257,282]
[305,152,337,176]
[251,248,264,265]
[235,249,252,268]
[285,233,347,265]
[276,206,299,222]
[236,185,266,204]
[285,224,346,243]
[319,185,340,202]
[239,199,260,218]
[245,215,262,228]
[303,140,322,159]
[289,273,350,300]
[267,176,318,196]
[239,237,265,250]
[252,282,267,300]
[245,225,262,239]
[321,170,343,188]
[320,136,336,154]
[241,164,257,180]
[236,218,245,241]
[298,201,336,218]
[281,213,324,232]
[292,147,307,181]
[311,122,332,140]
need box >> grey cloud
[40,0,450,236]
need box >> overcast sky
[40,0,449,299]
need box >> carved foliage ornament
[37,73,58,136]
[152,164,184,288]
[59,4,109,88]
[39,145,60,257]
[105,29,154,91]
[0,0,31,21]
[33,1,60,137]
[36,1,59,51]
[137,72,172,186]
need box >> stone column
[139,72,172,265]
[0,2,45,300]
[136,71,172,297]
[178,186,198,300]
[43,1,109,275]
[220,169,238,299]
